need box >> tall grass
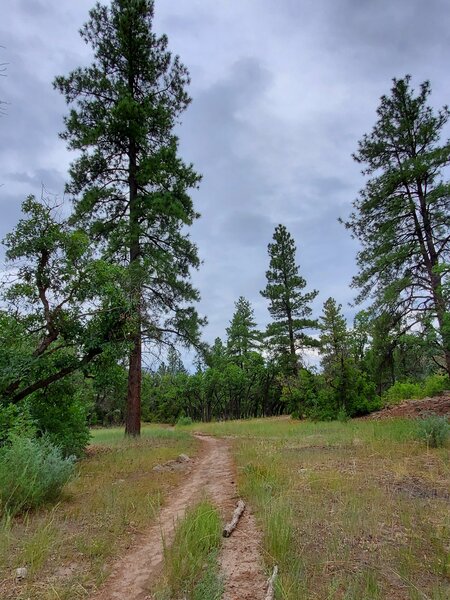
[154,500,223,600]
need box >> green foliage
[28,380,91,457]
[416,414,449,448]
[156,501,222,599]
[383,374,450,405]
[261,224,318,374]
[344,76,450,374]
[0,403,36,445]
[0,436,75,516]
[226,296,261,365]
[0,196,130,409]
[176,415,193,426]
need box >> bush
[176,415,193,426]
[29,382,91,457]
[0,403,36,445]
[383,374,450,406]
[0,435,75,516]
[416,414,449,448]
[422,374,450,397]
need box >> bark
[8,347,102,404]
[265,565,279,600]
[223,500,245,537]
[125,330,141,436]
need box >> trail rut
[91,435,267,600]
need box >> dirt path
[91,435,267,600]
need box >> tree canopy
[344,76,450,375]
[54,0,203,435]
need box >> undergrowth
[0,435,75,516]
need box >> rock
[177,454,191,463]
[15,567,28,580]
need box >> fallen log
[265,565,278,600]
[223,499,245,537]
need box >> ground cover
[0,425,196,600]
[188,417,450,599]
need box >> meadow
[187,417,450,599]
[0,417,448,599]
[0,426,197,600]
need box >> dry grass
[0,425,197,600]
[189,417,450,599]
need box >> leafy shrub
[422,374,450,397]
[29,381,91,457]
[416,414,449,448]
[337,407,350,423]
[0,403,36,445]
[0,435,75,516]
[383,381,422,404]
[383,374,449,406]
[176,415,193,426]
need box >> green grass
[0,425,197,600]
[154,500,223,600]
[90,423,187,445]
[189,416,449,599]
[184,415,416,443]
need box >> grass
[188,417,450,599]
[0,424,197,600]
[154,500,223,600]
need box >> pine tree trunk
[286,306,298,375]
[125,128,142,436]
[126,330,141,436]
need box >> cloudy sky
[1,0,450,363]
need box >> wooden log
[265,565,278,600]
[222,500,245,537]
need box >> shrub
[383,374,450,406]
[0,403,36,445]
[176,415,193,426]
[383,381,422,404]
[416,414,449,448]
[0,435,75,516]
[422,374,450,397]
[29,383,91,457]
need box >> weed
[416,414,449,448]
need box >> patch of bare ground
[366,392,450,419]
[91,436,266,600]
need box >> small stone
[15,567,28,580]
[177,454,190,463]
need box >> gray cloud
[2,0,450,351]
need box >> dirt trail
[91,435,266,600]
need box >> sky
[1,0,450,366]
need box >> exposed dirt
[365,393,450,419]
[91,435,267,600]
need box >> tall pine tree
[226,296,260,367]
[260,224,318,375]
[55,0,203,435]
[344,76,450,375]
